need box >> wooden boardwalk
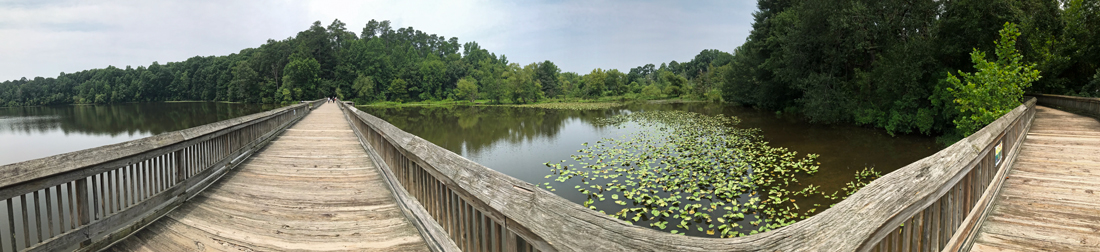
[107,103,429,251]
[972,106,1100,251]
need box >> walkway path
[972,106,1100,251]
[108,103,429,251]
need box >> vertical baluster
[75,178,90,247]
[32,190,42,244]
[44,187,54,239]
[487,218,495,252]
[200,141,206,171]
[505,226,518,252]
[7,198,17,252]
[952,185,960,234]
[160,155,166,192]
[916,214,924,251]
[21,194,31,247]
[468,204,476,252]
[175,150,185,184]
[68,183,78,230]
[144,160,151,200]
[445,191,452,240]
[450,192,457,241]
[160,155,167,191]
[112,169,120,214]
[190,145,196,177]
[903,216,912,252]
[475,210,482,252]
[942,194,951,249]
[158,155,165,192]
[930,200,939,250]
[135,162,143,202]
[104,171,112,215]
[468,200,477,252]
[199,141,206,172]
[482,211,490,252]
[94,174,102,219]
[459,200,467,250]
[496,221,504,252]
[434,181,441,221]
[124,166,132,208]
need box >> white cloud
[0,0,755,81]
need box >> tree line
[1,0,1098,140]
[716,0,1099,141]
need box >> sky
[0,0,758,81]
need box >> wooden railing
[876,98,1035,252]
[1033,94,1100,117]
[338,98,1038,252]
[0,99,324,252]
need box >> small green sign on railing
[994,140,1004,166]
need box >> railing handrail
[337,99,1037,251]
[1032,93,1100,117]
[0,98,324,251]
[0,100,324,190]
[1030,93,1100,102]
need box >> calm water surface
[0,102,281,165]
[362,102,942,236]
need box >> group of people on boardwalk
[328,96,339,103]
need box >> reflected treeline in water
[0,102,281,137]
[362,105,629,156]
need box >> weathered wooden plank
[971,103,1100,251]
[104,103,432,251]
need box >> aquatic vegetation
[542,110,828,237]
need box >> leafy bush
[945,22,1041,136]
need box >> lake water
[0,102,281,166]
[360,102,942,236]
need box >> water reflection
[0,102,280,165]
[365,106,629,157]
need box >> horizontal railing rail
[337,98,1036,252]
[890,98,1034,252]
[1033,94,1100,117]
[0,99,324,252]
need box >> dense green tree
[535,60,561,97]
[583,68,606,97]
[946,23,1040,135]
[282,49,322,101]
[418,56,447,100]
[231,60,259,103]
[351,75,377,102]
[454,77,478,102]
[388,78,409,102]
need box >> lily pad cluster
[541,110,830,237]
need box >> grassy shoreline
[355,96,710,110]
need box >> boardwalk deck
[107,103,429,251]
[972,106,1100,251]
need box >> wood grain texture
[107,103,429,252]
[972,106,1100,252]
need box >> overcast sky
[0,0,757,81]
